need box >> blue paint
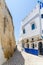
[40,4,41,9]
[38,1,43,9]
[40,3,43,9]
[31,23,35,30]
[24,48,38,56]
[42,3,43,7]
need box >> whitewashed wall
[21,4,41,39]
[40,8,43,37]
[23,16,40,38]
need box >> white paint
[19,3,43,51]
[20,3,43,40]
[0,43,7,65]
[20,4,41,39]
[21,51,43,65]
[40,8,43,36]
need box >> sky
[6,0,43,42]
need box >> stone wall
[0,0,16,59]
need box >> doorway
[38,42,43,55]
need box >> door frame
[38,42,42,55]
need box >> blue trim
[40,4,41,9]
[31,23,35,30]
[40,4,43,9]
[38,1,43,9]
[42,3,43,7]
[24,48,38,56]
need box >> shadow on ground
[2,49,25,65]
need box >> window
[27,39,29,43]
[41,14,43,18]
[32,43,34,49]
[32,38,34,41]
[32,43,34,48]
[40,3,43,9]
[31,23,35,30]
[27,44,29,48]
[23,29,25,34]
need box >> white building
[19,1,43,55]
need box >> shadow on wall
[3,49,25,65]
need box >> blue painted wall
[24,48,38,55]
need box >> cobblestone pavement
[3,48,43,65]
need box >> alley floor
[2,47,43,65]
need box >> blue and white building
[19,1,43,55]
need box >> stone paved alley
[3,47,43,65]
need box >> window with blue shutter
[41,14,43,18]
[38,1,43,9]
[31,23,35,30]
[23,29,25,34]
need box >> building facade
[0,0,16,64]
[19,1,43,56]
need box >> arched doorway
[38,42,43,55]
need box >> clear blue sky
[6,0,43,41]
